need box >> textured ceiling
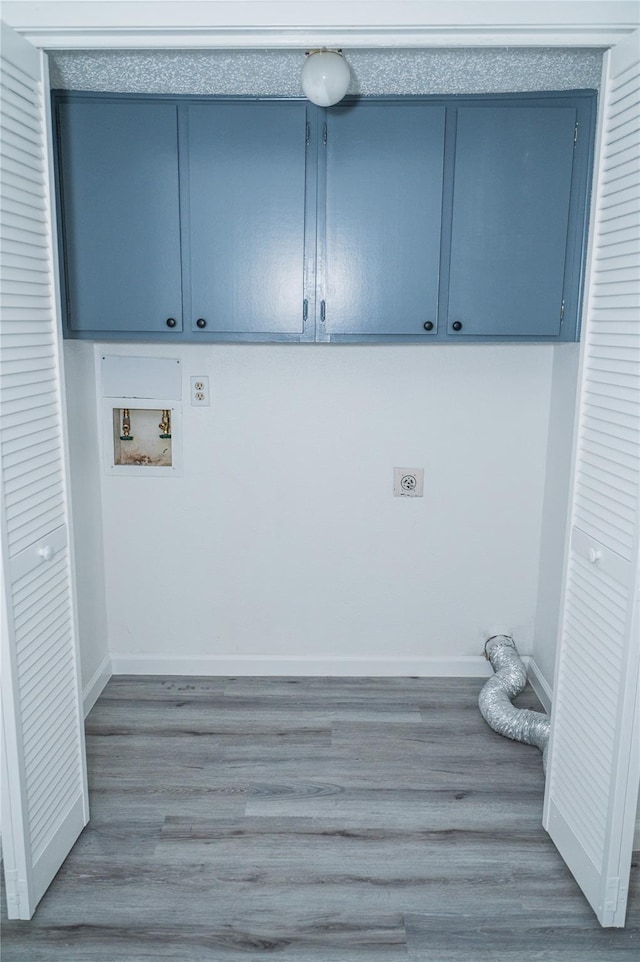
[48,47,603,96]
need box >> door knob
[37,545,55,562]
[165,317,177,328]
[452,321,463,332]
[423,321,434,331]
[196,318,207,329]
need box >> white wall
[62,341,110,706]
[61,341,557,674]
[531,343,581,704]
[43,22,602,684]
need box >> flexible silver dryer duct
[478,635,550,772]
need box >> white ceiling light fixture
[301,49,351,107]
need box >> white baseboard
[109,653,494,678]
[524,656,553,713]
[82,654,112,716]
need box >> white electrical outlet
[190,376,210,406]
[393,467,424,497]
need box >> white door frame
[1,0,638,925]
[1,0,638,50]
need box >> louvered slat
[28,737,78,814]
[24,711,77,779]
[3,429,61,463]
[5,467,64,507]
[17,611,71,678]
[14,603,69,665]
[21,661,75,738]
[24,712,77,782]
[7,503,66,557]
[1,423,61,467]
[28,738,79,824]
[2,249,54,271]
[1,197,49,227]
[3,426,60,459]
[2,392,61,416]
[2,390,60,420]
[3,337,56,359]
[1,225,48,251]
[20,653,75,724]
[12,555,68,628]
[0,352,55,382]
[2,378,58,405]
[0,156,43,190]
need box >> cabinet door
[187,102,310,337]
[447,105,577,337]
[57,101,183,335]
[322,102,445,338]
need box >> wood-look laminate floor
[2,676,639,961]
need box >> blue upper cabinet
[320,102,445,339]
[53,91,595,343]
[186,102,311,339]
[445,102,586,339]
[56,100,183,335]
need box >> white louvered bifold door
[0,21,88,920]
[543,32,640,929]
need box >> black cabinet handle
[452,321,463,332]
[423,321,434,331]
[165,317,177,329]
[196,318,207,329]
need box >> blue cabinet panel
[186,102,309,336]
[446,106,577,337]
[53,92,594,343]
[322,103,445,337]
[57,101,183,334]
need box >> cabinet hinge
[305,122,310,147]
[303,298,308,322]
[4,869,23,917]
[574,122,579,146]
[560,298,566,322]
[604,877,621,912]
[323,123,327,146]
[320,299,326,322]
